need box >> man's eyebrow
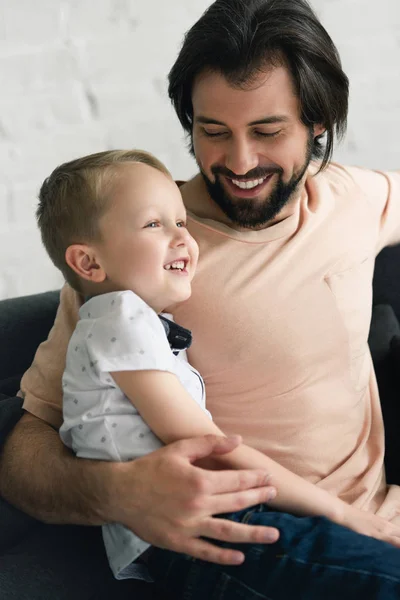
[248,116,289,126]
[195,116,226,126]
[195,115,290,126]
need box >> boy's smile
[93,162,199,312]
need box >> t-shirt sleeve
[85,292,175,375]
[345,166,400,254]
[21,284,81,429]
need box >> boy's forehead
[111,162,170,195]
[110,163,183,212]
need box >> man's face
[191,66,320,229]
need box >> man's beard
[198,130,314,229]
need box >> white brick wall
[0,0,399,299]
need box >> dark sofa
[1,244,400,598]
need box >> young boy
[37,150,400,582]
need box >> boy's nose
[171,227,189,247]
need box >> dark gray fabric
[368,306,400,484]
[0,291,60,387]
[368,304,400,364]
[0,523,158,600]
[0,394,37,553]
[0,394,23,447]
[373,244,400,323]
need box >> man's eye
[255,130,281,138]
[203,129,226,138]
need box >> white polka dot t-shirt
[60,290,208,580]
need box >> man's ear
[313,123,326,138]
[65,244,106,283]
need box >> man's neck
[180,173,305,232]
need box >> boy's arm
[112,369,345,520]
[112,369,400,548]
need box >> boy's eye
[176,220,186,228]
[145,221,160,228]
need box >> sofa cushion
[368,306,400,484]
[373,244,400,323]
[0,291,60,384]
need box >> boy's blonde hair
[37,149,171,292]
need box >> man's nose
[225,138,258,176]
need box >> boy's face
[94,163,198,312]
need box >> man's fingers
[205,485,276,516]
[174,537,245,566]
[172,519,280,565]
[200,517,280,545]
[206,468,273,495]
[175,434,242,463]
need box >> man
[1,0,400,598]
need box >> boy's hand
[340,504,400,548]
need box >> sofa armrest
[0,291,60,393]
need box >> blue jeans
[147,504,400,599]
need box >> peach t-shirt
[21,162,400,521]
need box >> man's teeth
[164,260,185,271]
[231,177,267,189]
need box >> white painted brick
[65,0,136,41]
[91,81,167,121]
[314,0,400,34]
[0,227,64,299]
[0,185,10,224]
[0,47,79,93]
[4,125,107,185]
[106,106,196,177]
[0,0,63,49]
[0,142,17,186]
[124,0,210,28]
[0,0,399,299]
[79,33,178,88]
[0,84,91,140]
[10,183,40,228]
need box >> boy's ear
[65,244,106,283]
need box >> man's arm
[0,413,278,565]
[342,166,400,253]
[0,413,110,524]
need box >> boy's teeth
[165,260,185,270]
[231,177,266,189]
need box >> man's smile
[223,173,275,198]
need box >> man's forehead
[191,66,298,120]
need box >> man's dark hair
[168,0,349,171]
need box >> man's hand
[1,418,278,565]
[107,434,279,565]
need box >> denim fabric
[147,504,400,599]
